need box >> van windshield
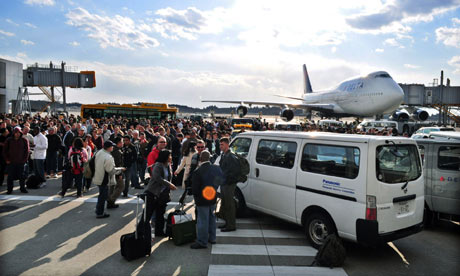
[376,145,421,184]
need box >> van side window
[418,145,425,165]
[230,138,252,158]
[301,144,360,179]
[438,146,460,171]
[256,140,297,169]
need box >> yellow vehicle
[80,103,178,120]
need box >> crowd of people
[0,112,409,250]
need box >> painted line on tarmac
[211,244,317,256]
[208,265,348,276]
[0,195,139,204]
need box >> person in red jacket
[147,136,167,175]
[3,127,29,194]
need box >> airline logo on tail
[303,65,313,94]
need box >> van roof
[237,131,414,143]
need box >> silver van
[413,132,460,223]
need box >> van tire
[234,187,246,218]
[305,212,336,249]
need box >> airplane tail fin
[303,64,313,94]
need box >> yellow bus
[80,103,178,120]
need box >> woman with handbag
[142,149,177,237]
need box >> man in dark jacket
[46,127,62,178]
[191,150,224,249]
[122,135,141,197]
[219,137,240,232]
[108,137,125,206]
[3,127,29,194]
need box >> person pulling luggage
[141,149,177,237]
[190,150,224,249]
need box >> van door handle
[256,168,259,177]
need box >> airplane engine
[280,109,295,121]
[236,105,248,118]
[412,109,429,121]
[391,110,410,121]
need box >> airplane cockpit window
[375,73,391,78]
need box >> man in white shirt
[32,126,48,181]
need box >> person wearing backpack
[61,138,88,197]
[218,137,240,232]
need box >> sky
[1,0,460,107]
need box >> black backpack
[311,234,346,268]
[234,153,250,183]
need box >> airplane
[202,65,427,122]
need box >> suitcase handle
[134,193,147,240]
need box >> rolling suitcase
[120,194,151,261]
[165,189,196,246]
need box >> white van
[357,120,398,133]
[318,120,344,129]
[230,131,424,248]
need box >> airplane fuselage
[303,71,404,117]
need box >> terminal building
[0,59,23,113]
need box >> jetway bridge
[399,73,460,125]
[14,61,95,115]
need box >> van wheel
[234,188,246,218]
[305,212,336,249]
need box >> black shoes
[20,188,28,193]
[133,186,143,189]
[190,243,207,249]
[96,213,110,219]
[155,232,167,237]
[209,240,217,245]
[6,190,12,194]
[218,224,227,229]
[221,228,236,232]
[107,203,119,209]
[122,193,128,198]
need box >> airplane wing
[202,100,336,112]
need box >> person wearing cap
[92,140,125,218]
[32,126,48,182]
[190,150,224,249]
[3,127,29,194]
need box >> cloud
[25,22,37,28]
[17,52,27,58]
[453,18,460,25]
[21,39,35,45]
[65,7,159,50]
[375,48,384,52]
[0,29,15,36]
[436,26,460,48]
[404,64,420,69]
[69,41,80,46]
[24,0,55,6]
[6,19,19,26]
[448,55,460,74]
[151,7,228,40]
[346,0,460,33]
[384,38,405,48]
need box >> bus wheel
[305,212,336,249]
[234,188,247,218]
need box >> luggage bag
[165,189,196,246]
[120,195,151,261]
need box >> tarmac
[0,178,210,276]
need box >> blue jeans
[33,159,45,181]
[196,204,217,247]
[95,185,109,216]
[46,151,58,174]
